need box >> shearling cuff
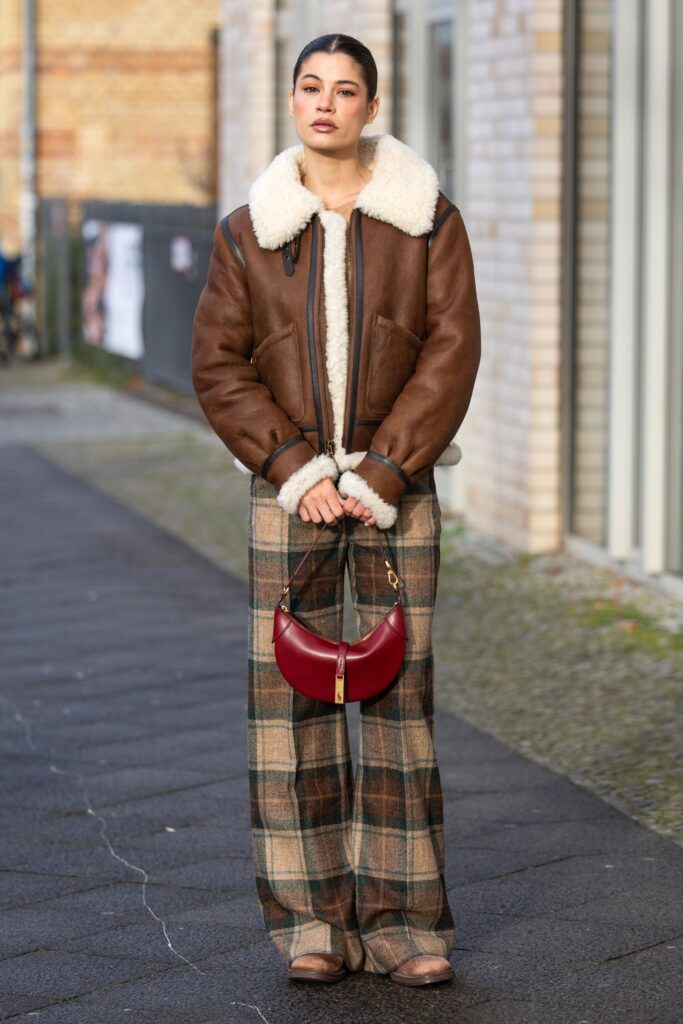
[277,453,340,515]
[337,470,399,529]
[435,440,463,466]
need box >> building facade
[0,0,220,384]
[217,0,683,596]
[0,0,220,254]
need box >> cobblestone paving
[435,525,683,846]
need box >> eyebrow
[300,73,360,87]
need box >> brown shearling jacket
[191,132,481,529]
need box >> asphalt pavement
[1,442,682,1023]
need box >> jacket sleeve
[338,206,481,528]
[191,218,339,513]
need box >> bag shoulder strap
[277,522,401,604]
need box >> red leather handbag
[272,521,408,703]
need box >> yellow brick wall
[1,0,219,251]
[0,0,23,254]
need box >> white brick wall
[218,0,393,213]
[465,0,564,552]
[219,0,272,213]
[571,0,611,545]
[218,0,568,554]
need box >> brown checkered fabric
[247,468,455,973]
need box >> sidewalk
[0,360,682,1022]
[5,357,682,845]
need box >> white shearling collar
[248,132,441,249]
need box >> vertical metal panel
[36,198,72,356]
[607,0,642,562]
[561,0,579,541]
[668,0,683,573]
[640,0,673,574]
[70,201,217,394]
[446,0,469,517]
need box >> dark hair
[292,33,377,102]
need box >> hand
[298,478,377,526]
[339,493,376,526]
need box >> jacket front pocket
[365,312,423,417]
[252,321,305,423]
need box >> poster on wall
[81,220,145,359]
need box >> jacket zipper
[344,209,363,452]
[317,247,335,457]
[306,215,335,458]
[341,209,354,451]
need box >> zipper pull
[324,439,336,456]
[282,244,294,276]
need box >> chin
[308,130,356,149]
[306,128,340,138]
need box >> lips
[312,120,336,128]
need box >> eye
[302,85,356,97]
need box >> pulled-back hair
[292,33,378,102]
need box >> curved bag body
[272,601,408,702]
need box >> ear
[365,96,380,127]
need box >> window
[569,0,614,546]
[391,8,408,141]
[666,0,683,573]
[427,19,455,197]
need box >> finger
[304,500,322,524]
[324,483,345,512]
[331,491,350,516]
[327,493,346,518]
[342,497,362,516]
[320,498,343,524]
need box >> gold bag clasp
[384,559,399,590]
[335,672,345,703]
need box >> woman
[191,33,481,987]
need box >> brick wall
[0,0,22,253]
[465,0,565,552]
[218,0,392,212]
[39,1,219,205]
[219,0,271,213]
[571,0,611,544]
[217,0,569,554]
[0,0,220,253]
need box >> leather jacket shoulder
[191,132,481,528]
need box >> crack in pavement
[593,933,682,965]
[0,694,273,1024]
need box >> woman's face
[289,51,379,150]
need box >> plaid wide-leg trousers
[247,468,455,974]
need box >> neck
[300,142,373,209]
